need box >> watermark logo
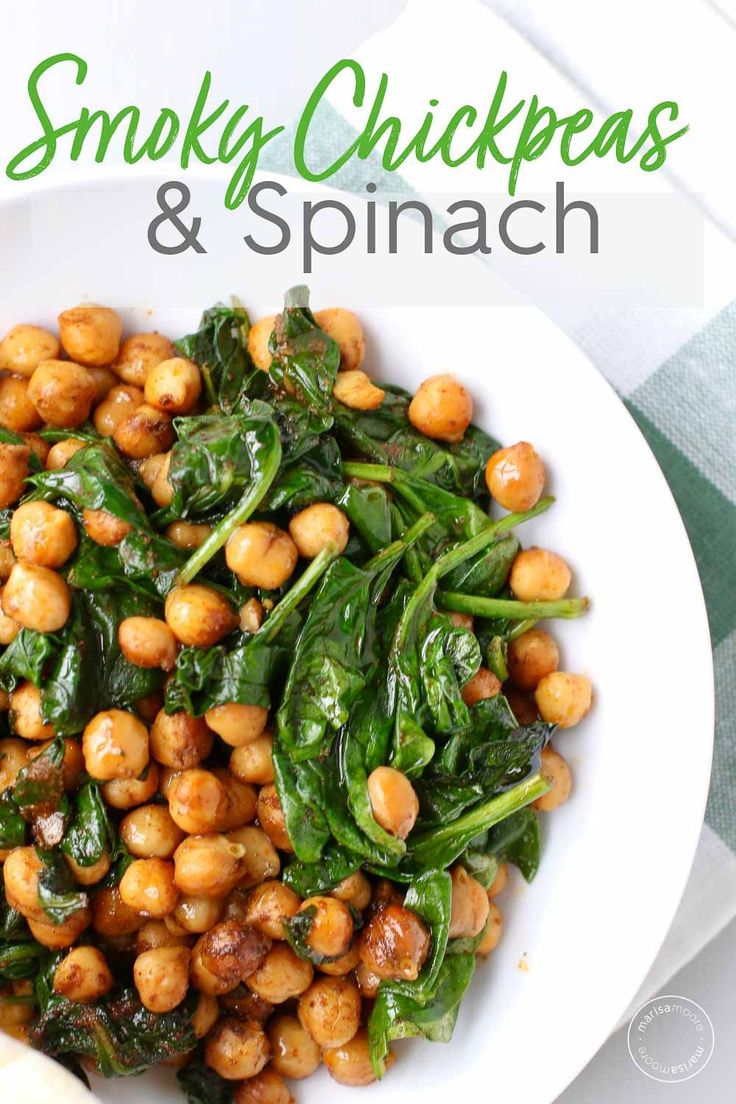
[627,994,715,1083]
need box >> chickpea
[144,357,202,415]
[3,846,44,918]
[505,687,539,726]
[93,383,144,436]
[0,540,15,581]
[367,766,419,839]
[0,597,20,645]
[149,709,213,769]
[332,369,384,410]
[449,865,490,939]
[204,703,268,748]
[159,766,182,801]
[230,733,274,786]
[0,324,59,376]
[165,585,238,647]
[136,919,189,954]
[114,332,175,387]
[462,667,501,706]
[138,451,168,490]
[267,1014,321,1081]
[87,365,118,401]
[333,871,372,912]
[113,404,175,459]
[227,826,280,888]
[245,942,313,1003]
[288,503,350,560]
[314,308,365,372]
[28,908,91,949]
[83,709,149,781]
[219,985,273,1024]
[8,682,52,742]
[64,850,111,887]
[0,689,8,713]
[354,959,381,997]
[0,376,43,432]
[369,878,405,914]
[150,452,173,507]
[359,903,430,981]
[317,943,360,977]
[487,862,508,899]
[58,305,122,366]
[0,444,29,510]
[92,885,144,936]
[297,975,361,1050]
[118,616,178,672]
[21,432,50,467]
[191,992,220,1039]
[27,360,96,427]
[101,762,159,809]
[134,945,190,1012]
[53,946,113,1004]
[3,562,71,632]
[166,519,211,550]
[247,316,275,372]
[120,804,185,859]
[237,598,263,635]
[485,441,546,512]
[10,501,77,568]
[205,1018,270,1081]
[80,507,131,547]
[324,1028,393,1086]
[507,628,559,692]
[172,895,224,934]
[28,737,84,791]
[535,672,592,729]
[225,522,298,589]
[476,901,503,956]
[408,373,472,443]
[120,857,179,918]
[0,993,34,1034]
[233,1069,293,1104]
[45,437,86,470]
[297,896,353,961]
[0,738,29,789]
[192,919,271,995]
[509,548,572,601]
[174,834,247,898]
[168,769,256,835]
[533,744,573,812]
[245,881,301,940]
[256,785,292,852]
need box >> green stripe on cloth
[707,631,736,849]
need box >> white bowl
[0,174,713,1104]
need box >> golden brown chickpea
[28,907,92,949]
[144,357,202,415]
[448,865,490,939]
[256,785,292,852]
[149,708,213,769]
[168,768,256,835]
[268,1013,321,1080]
[225,522,298,589]
[138,451,168,490]
[354,959,381,997]
[0,376,43,432]
[27,360,96,427]
[82,507,132,547]
[535,672,593,729]
[297,896,354,961]
[504,687,539,726]
[408,373,472,443]
[92,885,144,936]
[288,503,350,560]
[0,443,29,509]
[332,369,385,410]
[245,943,313,1003]
[227,826,280,888]
[8,682,53,741]
[314,308,365,372]
[150,452,174,507]
[487,862,508,899]
[134,945,190,1012]
[165,585,238,647]
[3,846,44,918]
[0,540,15,580]
[28,736,83,791]
[191,992,220,1039]
[298,975,361,1049]
[166,519,211,550]
[118,616,178,671]
[53,946,113,1004]
[316,943,361,977]
[3,562,71,632]
[533,744,573,812]
[218,985,273,1024]
[229,733,274,786]
[120,858,179,918]
[485,441,546,512]
[205,1018,270,1081]
[58,305,122,366]
[101,762,159,810]
[93,383,144,436]
[21,432,50,467]
[0,596,20,645]
[64,850,111,886]
[174,834,247,899]
[113,404,175,459]
[114,332,175,387]
[0,324,60,376]
[476,901,503,956]
[10,501,77,568]
[239,597,264,634]
[121,804,185,859]
[333,871,372,912]
[461,667,501,707]
[136,918,190,954]
[367,766,419,839]
[172,895,224,934]
[83,709,149,781]
[245,881,301,940]
[192,919,271,995]
[247,316,275,372]
[509,548,572,601]
[87,365,119,401]
[324,1028,393,1086]
[233,1069,293,1104]
[359,903,430,981]
[508,628,560,691]
[45,437,86,470]
[0,737,29,789]
[204,703,268,748]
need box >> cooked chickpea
[87,365,118,400]
[118,616,178,671]
[82,507,132,546]
[0,689,8,713]
[91,885,144,936]
[314,308,365,372]
[58,305,122,366]
[168,768,256,835]
[508,628,560,691]
[173,834,247,898]
[324,1028,393,1086]
[535,672,592,729]
[462,666,501,706]
[225,522,298,589]
[0,597,20,645]
[172,895,224,934]
[64,850,111,886]
[233,1069,293,1104]
[239,597,264,634]
[449,865,490,939]
[120,857,179,918]
[45,437,86,470]
[229,733,274,786]
[354,959,381,997]
[359,903,430,981]
[0,444,29,509]
[367,766,419,839]
[136,919,189,954]
[150,452,173,507]
[144,357,202,415]
[10,501,77,568]
[83,709,149,781]
[0,324,60,376]
[505,687,539,726]
[113,403,175,459]
[0,738,29,789]
[27,360,96,427]
[247,316,275,372]
[256,785,292,852]
[219,985,273,1024]
[165,519,211,550]
[27,736,83,791]
[297,895,353,961]
[20,432,49,467]
[0,376,43,432]
[317,943,361,977]
[288,503,350,560]
[333,871,372,912]
[138,451,168,490]
[191,992,220,1039]
[245,881,301,940]
[120,804,185,859]
[165,584,238,647]
[487,862,508,899]
[408,373,472,443]
[533,744,573,812]
[8,682,53,741]
[204,703,268,748]
[149,708,213,769]
[485,441,546,512]
[332,369,384,410]
[192,919,271,997]
[53,946,113,1004]
[3,562,71,632]
[113,332,175,387]
[205,1018,270,1081]
[133,945,190,1012]
[134,692,164,723]
[3,846,44,918]
[509,547,572,601]
[227,826,280,888]
[267,1014,321,1080]
[476,901,503,956]
[28,908,91,949]
[245,942,313,1003]
[298,975,361,1049]
[93,383,144,436]
[101,762,159,810]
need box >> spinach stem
[258,543,340,643]
[342,461,395,483]
[436,593,590,620]
[364,512,436,573]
